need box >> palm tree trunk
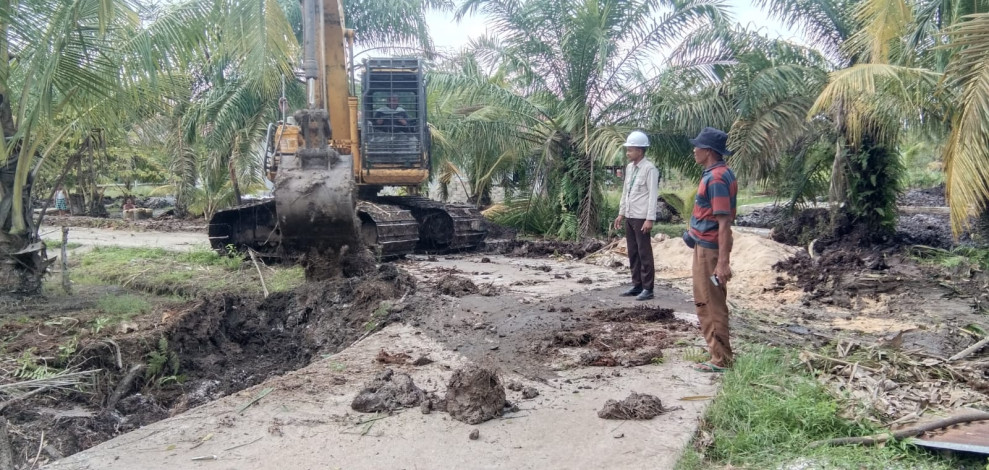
[828,99,848,206]
[228,157,242,205]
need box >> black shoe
[635,290,654,301]
[620,286,643,296]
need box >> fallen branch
[223,436,263,452]
[808,411,989,448]
[105,364,145,412]
[949,334,989,362]
[0,385,57,413]
[248,249,269,298]
[0,418,14,470]
[61,227,71,294]
[237,387,274,414]
[800,351,879,373]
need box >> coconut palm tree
[429,0,726,239]
[0,0,212,295]
[755,0,989,235]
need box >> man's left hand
[641,220,653,234]
[714,261,732,284]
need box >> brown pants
[625,218,654,291]
[692,246,733,367]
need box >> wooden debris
[237,387,274,414]
[809,411,989,448]
[105,364,145,412]
[248,249,269,298]
[949,334,989,362]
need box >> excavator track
[375,196,487,252]
[357,201,419,258]
[208,200,281,256]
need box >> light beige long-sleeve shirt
[618,159,659,221]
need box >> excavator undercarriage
[208,195,486,260]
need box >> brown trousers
[692,246,733,367]
[625,218,654,291]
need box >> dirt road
[48,324,716,470]
[36,226,718,470]
[41,226,209,251]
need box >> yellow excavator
[207,0,485,259]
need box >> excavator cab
[360,58,429,170]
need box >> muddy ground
[6,200,989,468]
[1,225,701,469]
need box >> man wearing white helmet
[613,130,659,301]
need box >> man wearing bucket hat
[613,130,659,301]
[683,127,738,373]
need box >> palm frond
[942,13,989,234]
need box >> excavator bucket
[274,147,359,254]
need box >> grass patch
[76,246,304,297]
[44,239,82,250]
[97,293,151,317]
[677,346,973,470]
[909,245,989,271]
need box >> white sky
[425,0,803,59]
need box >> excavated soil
[597,393,672,420]
[444,365,507,425]
[545,307,693,368]
[496,239,605,259]
[0,265,417,467]
[899,186,946,207]
[42,214,205,233]
[351,369,426,413]
[435,274,479,297]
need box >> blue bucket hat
[689,127,733,157]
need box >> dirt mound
[898,186,946,207]
[167,264,415,404]
[445,365,507,424]
[553,331,594,347]
[351,369,426,413]
[436,274,479,297]
[736,206,785,228]
[895,213,954,249]
[497,238,605,259]
[302,246,378,280]
[598,393,673,420]
[770,208,840,246]
[593,306,674,322]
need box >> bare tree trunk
[828,100,848,207]
[60,226,70,293]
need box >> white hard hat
[623,130,649,148]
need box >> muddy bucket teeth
[274,149,360,254]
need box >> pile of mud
[736,206,786,228]
[435,274,479,297]
[169,264,415,401]
[349,364,509,425]
[898,186,946,207]
[351,369,426,412]
[41,214,205,232]
[496,238,605,259]
[445,365,507,424]
[598,393,674,420]
[546,306,691,368]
